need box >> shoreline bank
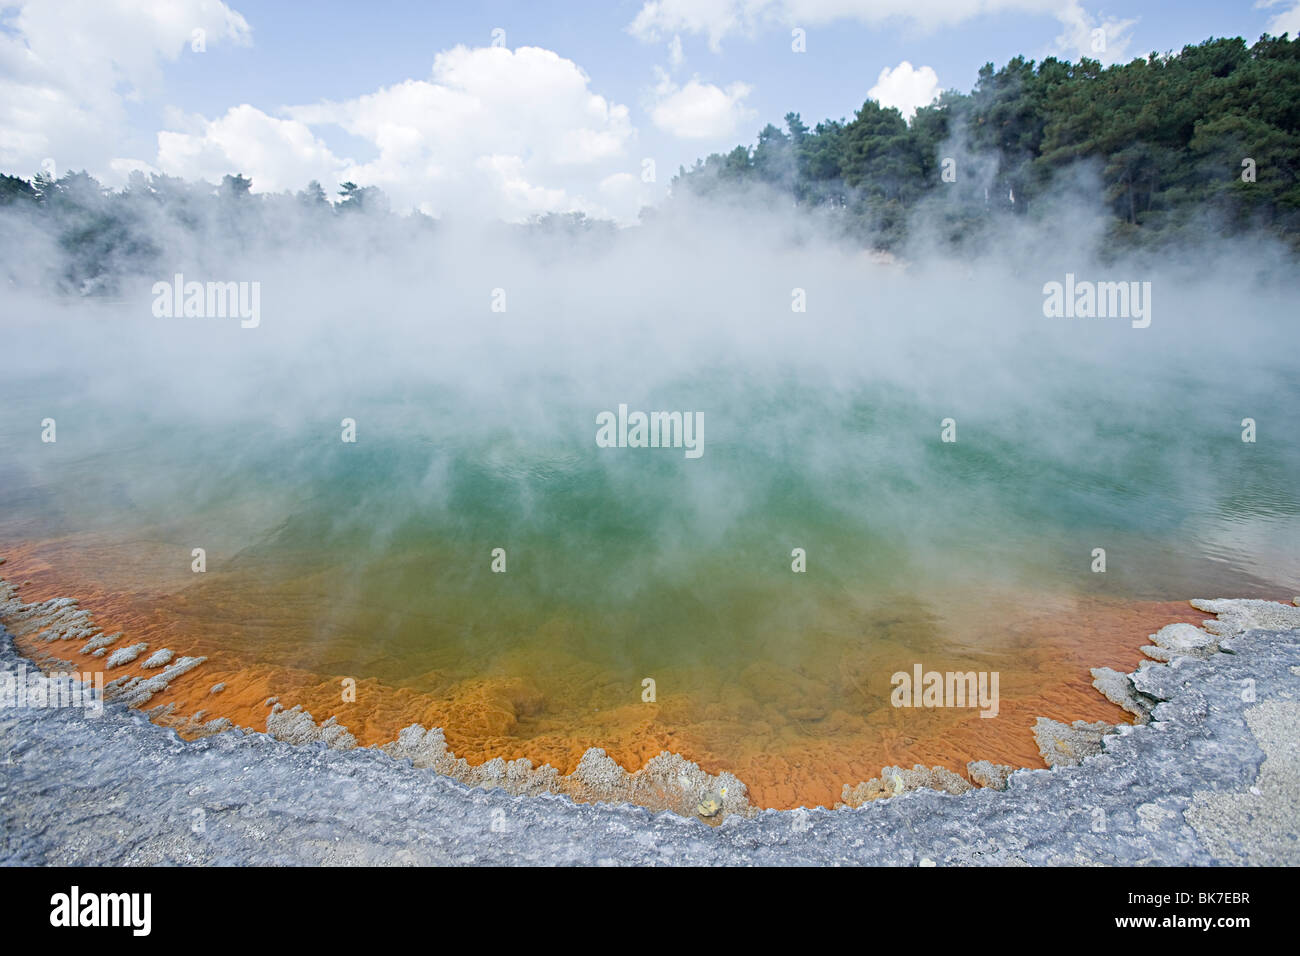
[2,570,1298,861]
[0,552,1196,809]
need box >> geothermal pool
[2,241,1298,809]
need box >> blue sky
[3,0,1296,222]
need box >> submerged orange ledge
[1,540,1197,810]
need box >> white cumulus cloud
[0,0,250,178]
[649,72,755,139]
[153,45,654,223]
[629,0,1136,63]
[868,62,941,119]
[1256,0,1300,36]
[156,105,342,194]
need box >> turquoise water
[3,360,1296,682]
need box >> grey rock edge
[1,598,1298,865]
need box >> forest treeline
[671,34,1300,249]
[0,171,614,294]
[1,34,1297,295]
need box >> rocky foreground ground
[1,598,1298,866]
